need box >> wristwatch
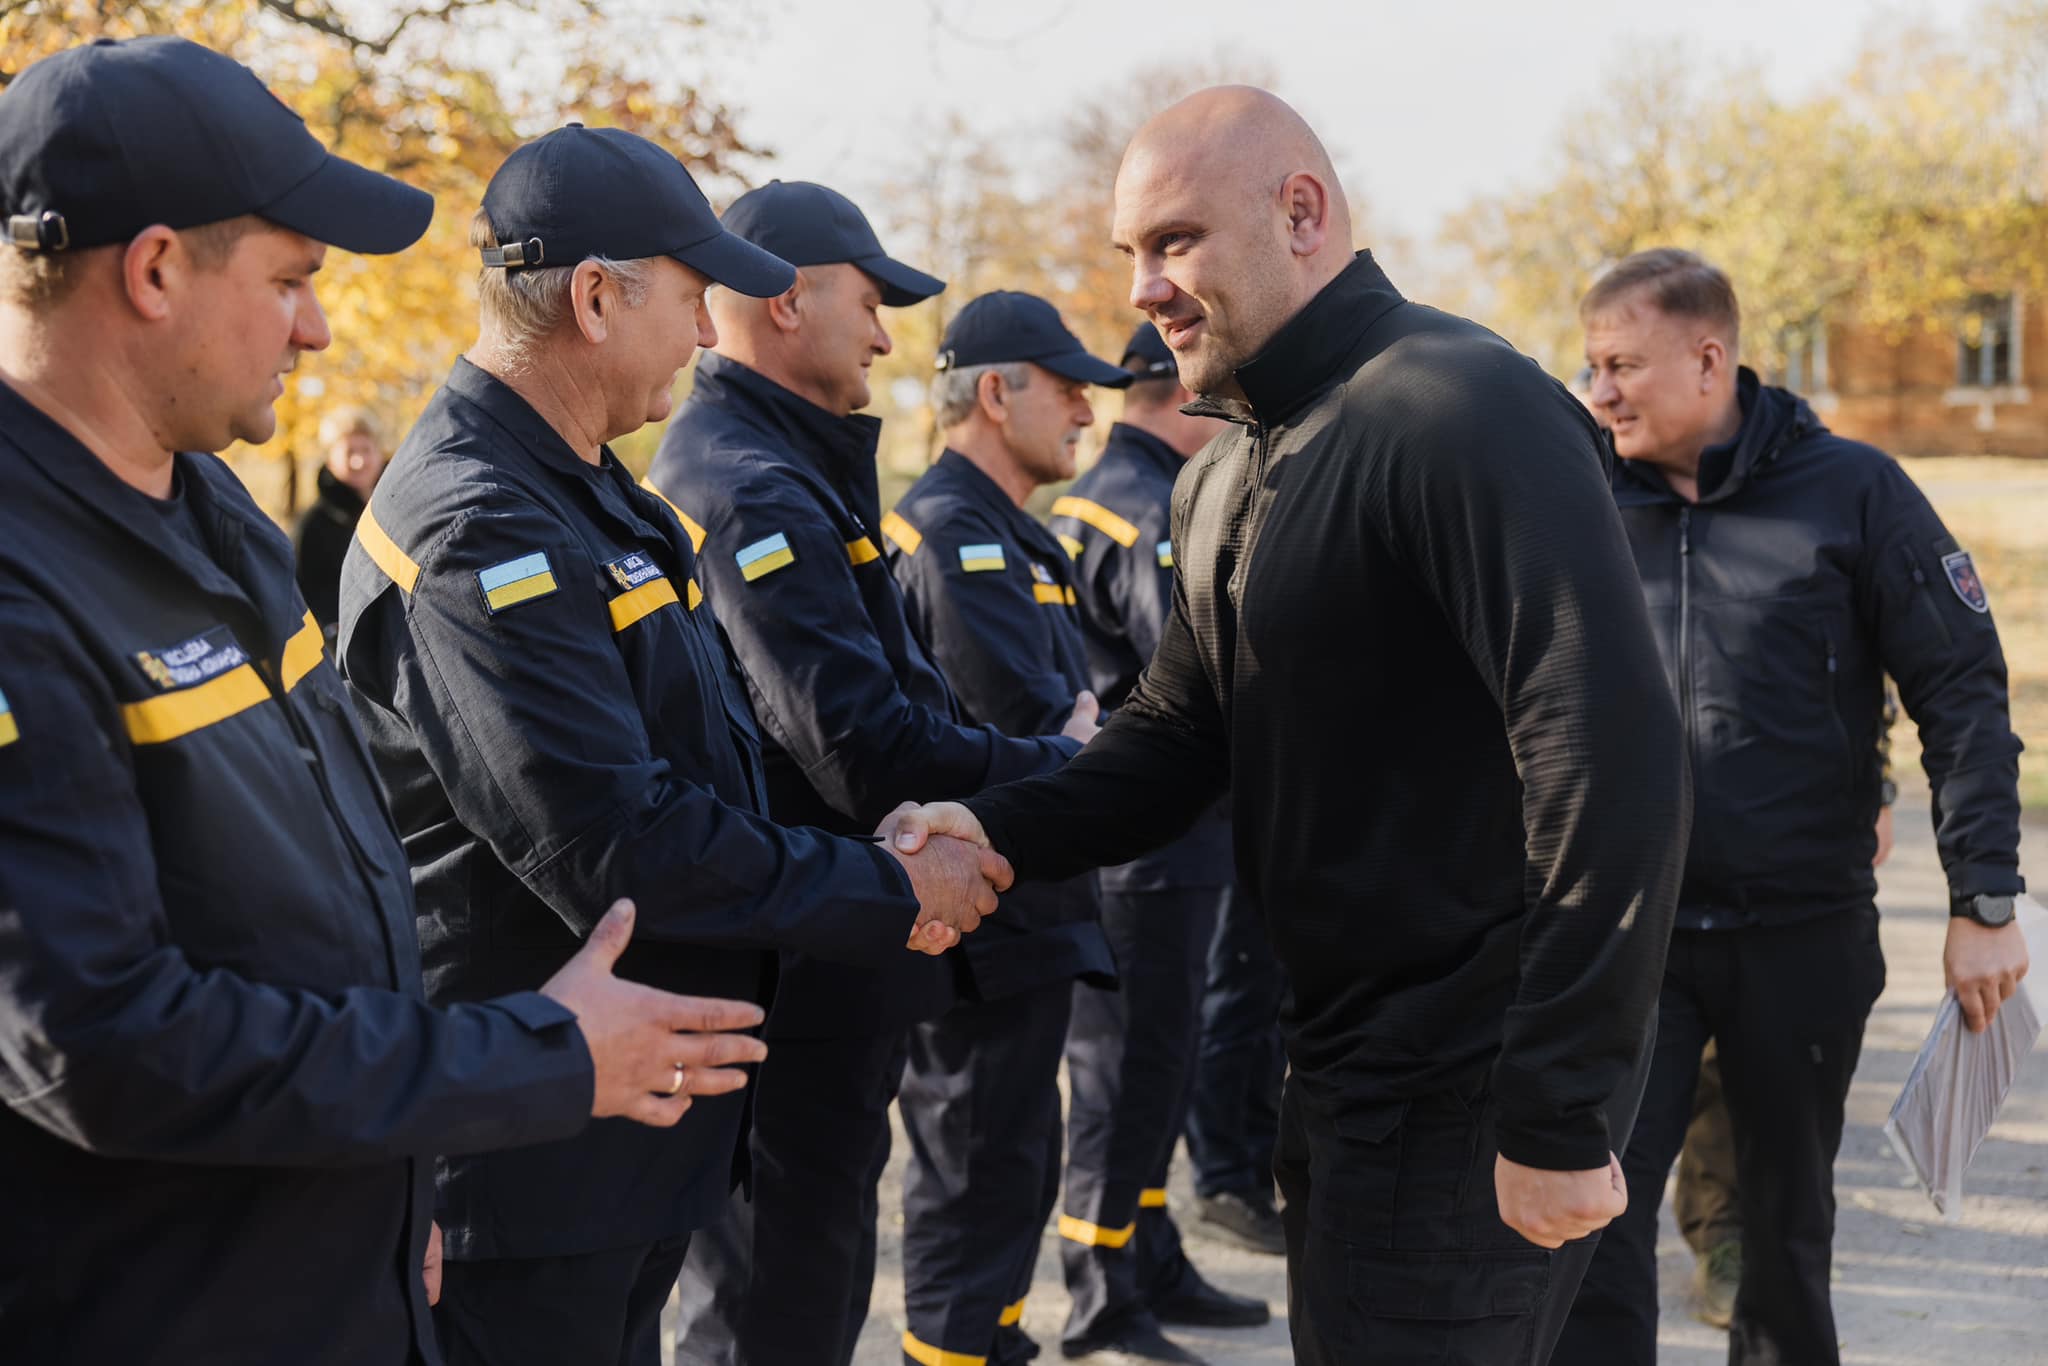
[1951,893,2018,928]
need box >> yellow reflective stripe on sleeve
[1051,496,1139,548]
[122,664,269,745]
[355,501,420,594]
[1064,585,1077,605]
[900,1331,985,1366]
[280,611,323,691]
[846,536,881,565]
[1057,533,1084,560]
[609,578,680,632]
[0,711,17,749]
[1139,1187,1168,1208]
[880,509,922,555]
[687,578,703,610]
[998,1297,1027,1327]
[639,477,708,553]
[1058,1214,1137,1248]
[1032,583,1064,605]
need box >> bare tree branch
[253,0,496,56]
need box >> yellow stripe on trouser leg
[1139,1187,1168,1208]
[998,1297,1027,1327]
[1058,1214,1137,1248]
[900,1330,986,1366]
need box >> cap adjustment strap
[480,236,545,270]
[6,212,70,252]
[934,349,957,372]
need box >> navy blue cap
[721,180,943,307]
[481,125,794,298]
[936,291,1132,388]
[1120,321,1177,379]
[0,36,432,256]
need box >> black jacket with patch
[1612,370,2023,927]
[337,358,922,1259]
[647,356,1083,1033]
[966,254,1689,1172]
[0,380,591,1366]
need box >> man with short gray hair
[337,127,1013,1366]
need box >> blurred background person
[294,403,388,641]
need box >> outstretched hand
[875,802,1012,954]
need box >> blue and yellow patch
[0,686,15,749]
[737,532,796,583]
[1156,539,1174,568]
[958,543,1006,573]
[477,551,558,614]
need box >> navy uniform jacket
[886,450,1114,997]
[0,380,591,1366]
[1612,369,2024,926]
[337,359,922,1258]
[1051,422,1233,893]
[649,355,1093,1027]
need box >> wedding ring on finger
[665,1062,686,1096]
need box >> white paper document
[1884,894,2048,1216]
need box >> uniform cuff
[1492,1108,1613,1173]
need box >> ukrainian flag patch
[0,686,16,748]
[1157,539,1174,568]
[958,543,1006,573]
[737,532,796,582]
[477,551,558,614]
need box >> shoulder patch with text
[1941,549,1989,614]
[133,625,248,691]
[603,550,666,591]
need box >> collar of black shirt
[1185,250,1406,429]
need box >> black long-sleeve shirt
[966,254,1690,1171]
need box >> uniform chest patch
[133,625,248,691]
[1030,561,1056,585]
[603,550,666,591]
[0,686,16,748]
[1941,549,1989,614]
[737,532,796,582]
[959,543,1006,573]
[478,551,559,614]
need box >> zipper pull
[1679,506,1692,555]
[1826,637,1838,673]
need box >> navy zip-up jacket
[1613,369,2024,926]
[649,356,1095,1024]
[337,359,923,1258]
[1051,422,1233,893]
[0,380,591,1365]
[886,450,1115,998]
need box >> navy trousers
[1184,883,1285,1199]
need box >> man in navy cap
[647,183,1104,1366]
[1048,321,1272,1364]
[336,138,1012,1366]
[884,290,1185,1366]
[0,37,774,1366]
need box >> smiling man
[885,87,1690,1365]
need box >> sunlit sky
[692,0,1979,255]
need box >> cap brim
[261,153,435,256]
[854,254,946,307]
[1037,350,1136,388]
[672,229,797,298]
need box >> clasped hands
[875,801,1010,955]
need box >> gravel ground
[668,809,2048,1364]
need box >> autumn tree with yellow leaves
[0,0,765,514]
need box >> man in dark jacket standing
[886,290,1135,1365]
[645,184,1097,1366]
[1049,321,1271,1364]
[338,135,1007,1366]
[1555,248,2029,1366]
[0,38,771,1366]
[888,87,1689,1365]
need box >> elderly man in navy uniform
[0,38,773,1366]
[337,135,1010,1366]
[886,290,1164,1366]
[647,185,1102,1366]
[1048,321,1271,1364]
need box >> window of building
[1956,293,2020,389]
